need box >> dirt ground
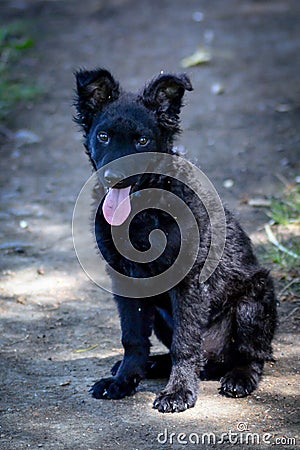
[0,0,299,449]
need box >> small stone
[275,103,293,113]
[12,150,20,158]
[204,29,215,43]
[280,158,289,167]
[172,145,186,155]
[211,83,225,95]
[15,247,26,254]
[223,179,234,188]
[192,11,204,22]
[19,220,28,229]
[14,129,41,146]
[2,270,16,276]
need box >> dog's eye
[97,132,109,143]
[137,136,149,147]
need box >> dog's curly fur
[74,69,277,413]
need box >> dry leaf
[17,296,27,305]
[248,198,271,207]
[181,47,212,68]
[74,344,98,353]
[59,380,71,386]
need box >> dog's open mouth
[102,186,132,226]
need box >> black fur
[74,69,277,413]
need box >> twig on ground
[275,173,292,188]
[278,278,300,298]
[264,224,300,259]
[2,334,30,347]
[283,306,299,322]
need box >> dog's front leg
[153,285,204,413]
[90,297,154,400]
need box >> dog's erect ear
[74,69,120,133]
[142,73,193,131]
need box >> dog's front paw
[153,388,197,413]
[220,368,258,398]
[90,377,136,399]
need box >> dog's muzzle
[103,169,125,188]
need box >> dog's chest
[97,210,180,277]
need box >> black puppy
[74,69,277,413]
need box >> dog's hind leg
[111,353,171,379]
[153,306,173,349]
[140,307,173,378]
[220,270,277,398]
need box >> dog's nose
[103,169,124,187]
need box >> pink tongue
[103,186,131,226]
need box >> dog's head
[74,69,192,225]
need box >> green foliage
[268,184,300,226]
[0,22,39,121]
[265,236,300,267]
[0,23,34,54]
[262,183,300,298]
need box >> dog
[74,69,277,413]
